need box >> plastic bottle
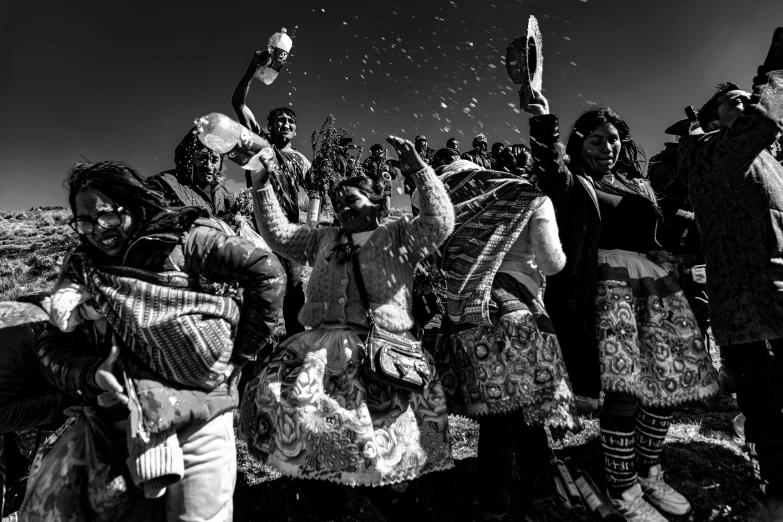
[255,28,293,85]
[194,113,274,170]
[573,469,626,521]
[685,106,703,136]
[306,193,321,228]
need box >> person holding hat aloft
[526,89,719,522]
[461,134,493,170]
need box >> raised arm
[231,51,268,135]
[249,158,325,265]
[386,137,455,264]
[685,71,783,175]
[525,90,577,206]
[530,197,566,276]
[183,226,286,365]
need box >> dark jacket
[38,207,286,404]
[460,149,493,170]
[648,143,702,258]
[361,157,400,197]
[0,321,64,433]
[530,114,602,397]
[678,71,783,345]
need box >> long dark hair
[565,106,647,179]
[65,160,169,224]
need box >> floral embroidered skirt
[595,249,719,406]
[238,325,453,487]
[435,285,579,429]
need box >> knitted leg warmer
[601,393,638,498]
[635,404,674,476]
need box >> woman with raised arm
[527,92,719,522]
[240,137,455,521]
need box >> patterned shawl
[68,252,240,391]
[439,161,547,326]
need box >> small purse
[351,244,432,392]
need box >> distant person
[232,50,317,339]
[528,91,719,522]
[678,72,783,521]
[446,137,460,153]
[490,141,506,169]
[361,143,399,214]
[461,134,492,169]
[405,135,436,195]
[497,144,534,178]
[146,127,236,225]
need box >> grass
[0,209,763,521]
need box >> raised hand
[524,88,550,116]
[386,136,427,175]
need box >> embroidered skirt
[595,249,719,406]
[238,325,453,487]
[435,284,579,429]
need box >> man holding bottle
[678,69,783,521]
[232,50,315,342]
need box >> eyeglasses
[68,207,125,236]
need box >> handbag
[350,243,432,392]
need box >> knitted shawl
[72,255,240,391]
[439,161,546,326]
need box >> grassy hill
[0,209,763,521]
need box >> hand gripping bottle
[194,113,275,170]
[255,28,293,85]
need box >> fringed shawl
[439,162,547,326]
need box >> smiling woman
[32,160,286,521]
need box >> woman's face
[335,186,379,234]
[192,148,221,186]
[73,188,137,258]
[581,123,622,173]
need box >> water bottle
[685,106,703,136]
[573,469,626,521]
[194,113,274,169]
[306,193,321,228]
[255,28,293,85]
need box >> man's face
[416,139,427,152]
[715,89,751,129]
[371,148,384,159]
[476,140,488,153]
[270,113,297,142]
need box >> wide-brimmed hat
[505,15,544,107]
[664,118,690,136]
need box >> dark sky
[2,0,780,210]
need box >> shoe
[608,484,668,522]
[638,465,691,515]
[525,496,591,522]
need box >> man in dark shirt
[361,144,399,214]
[232,50,315,340]
[147,127,236,226]
[461,134,493,169]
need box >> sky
[1,0,780,210]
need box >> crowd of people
[0,44,782,522]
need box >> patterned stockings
[600,393,673,498]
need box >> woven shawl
[440,165,546,326]
[77,259,240,391]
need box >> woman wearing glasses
[34,161,285,521]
